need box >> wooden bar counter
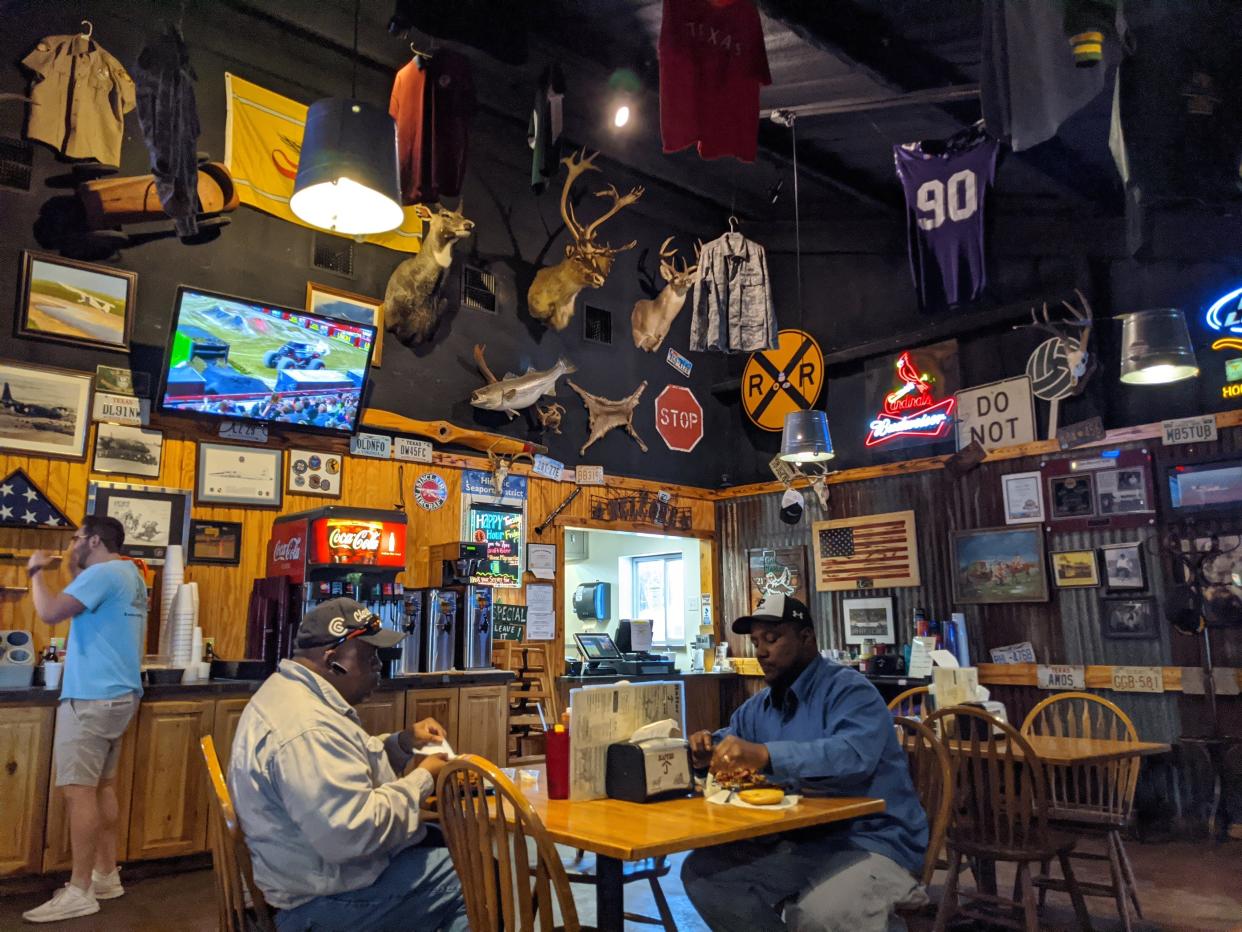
[0,670,513,879]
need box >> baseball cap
[732,593,814,634]
[779,488,804,525]
[295,597,405,650]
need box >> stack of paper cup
[170,583,196,670]
[158,546,185,658]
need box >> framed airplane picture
[17,250,137,352]
[0,362,94,459]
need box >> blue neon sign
[1205,286,1242,335]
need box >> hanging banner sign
[866,351,956,447]
[954,376,1036,451]
[393,437,434,462]
[531,454,564,481]
[350,432,392,459]
[741,329,824,432]
[462,468,527,500]
[1037,664,1086,690]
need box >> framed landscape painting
[0,362,93,459]
[950,526,1049,604]
[306,282,384,366]
[18,250,136,352]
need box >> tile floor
[1,840,1239,930]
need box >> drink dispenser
[455,585,493,670]
[423,589,458,672]
[400,590,426,674]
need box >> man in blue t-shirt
[682,594,928,932]
[24,515,147,924]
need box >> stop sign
[654,385,704,452]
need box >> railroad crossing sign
[741,329,824,432]
[654,385,704,452]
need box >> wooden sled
[76,161,239,229]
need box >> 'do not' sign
[954,376,1036,452]
[741,329,824,432]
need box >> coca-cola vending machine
[251,507,409,673]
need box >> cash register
[573,624,677,676]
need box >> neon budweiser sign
[865,351,956,447]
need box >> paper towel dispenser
[573,581,610,621]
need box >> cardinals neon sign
[1206,285,1242,352]
[866,351,956,446]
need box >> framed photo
[95,364,135,395]
[950,526,1049,604]
[0,361,93,459]
[196,443,283,506]
[306,281,384,367]
[92,424,163,479]
[1048,474,1095,519]
[1101,597,1158,639]
[87,481,190,565]
[842,597,895,645]
[288,448,343,498]
[1096,466,1152,515]
[1050,549,1100,588]
[18,250,136,351]
[747,547,809,613]
[188,519,243,566]
[1100,542,1146,590]
[1002,471,1044,524]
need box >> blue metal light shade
[1118,308,1199,385]
[290,98,404,236]
[779,410,834,463]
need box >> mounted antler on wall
[631,236,701,351]
[486,446,534,495]
[1015,288,1095,394]
[385,201,475,346]
[528,150,643,331]
[567,380,648,456]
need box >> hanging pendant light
[780,410,834,463]
[1117,308,1200,385]
[290,0,404,236]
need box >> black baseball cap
[732,593,815,634]
[295,598,405,650]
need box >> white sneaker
[21,883,99,923]
[91,867,125,899]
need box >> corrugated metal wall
[716,433,1242,748]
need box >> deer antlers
[1016,288,1095,387]
[657,236,702,281]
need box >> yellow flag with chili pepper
[224,73,423,253]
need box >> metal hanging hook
[79,19,94,39]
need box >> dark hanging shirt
[389,49,476,205]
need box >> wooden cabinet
[354,691,406,736]
[210,697,251,773]
[127,701,214,861]
[42,720,138,873]
[407,687,459,747]
[0,706,55,876]
[456,685,508,764]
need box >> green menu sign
[493,603,527,642]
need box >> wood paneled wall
[0,427,717,673]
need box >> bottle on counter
[913,606,928,639]
[546,722,570,799]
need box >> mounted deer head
[528,150,643,331]
[1015,288,1095,392]
[385,201,475,345]
[631,237,701,352]
[486,447,534,495]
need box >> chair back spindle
[894,716,952,886]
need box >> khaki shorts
[54,695,140,787]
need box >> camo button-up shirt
[689,232,777,353]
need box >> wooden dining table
[520,776,885,931]
[944,734,1171,765]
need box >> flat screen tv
[1166,458,1242,514]
[159,286,376,434]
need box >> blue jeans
[275,840,467,932]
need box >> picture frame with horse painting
[950,526,1049,604]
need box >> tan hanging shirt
[22,34,135,166]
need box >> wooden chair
[888,685,931,719]
[436,754,583,932]
[925,706,1093,932]
[199,735,277,932]
[1021,692,1144,931]
[894,716,952,888]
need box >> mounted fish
[527,149,643,331]
[632,237,700,351]
[385,201,475,345]
[470,343,576,419]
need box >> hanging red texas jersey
[659,0,771,163]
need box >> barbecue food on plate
[711,767,769,791]
[738,787,786,806]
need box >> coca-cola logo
[328,526,381,551]
[272,537,302,563]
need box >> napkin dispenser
[605,737,693,802]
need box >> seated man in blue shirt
[682,594,928,932]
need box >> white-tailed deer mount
[470,343,575,419]
[528,150,643,331]
[1016,289,1095,395]
[631,236,701,351]
[385,202,475,345]
[568,380,648,456]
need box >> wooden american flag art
[811,510,921,591]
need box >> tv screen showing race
[159,287,376,433]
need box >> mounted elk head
[385,201,475,346]
[1015,288,1095,393]
[528,150,643,331]
[631,237,701,351]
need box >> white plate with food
[702,769,800,810]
